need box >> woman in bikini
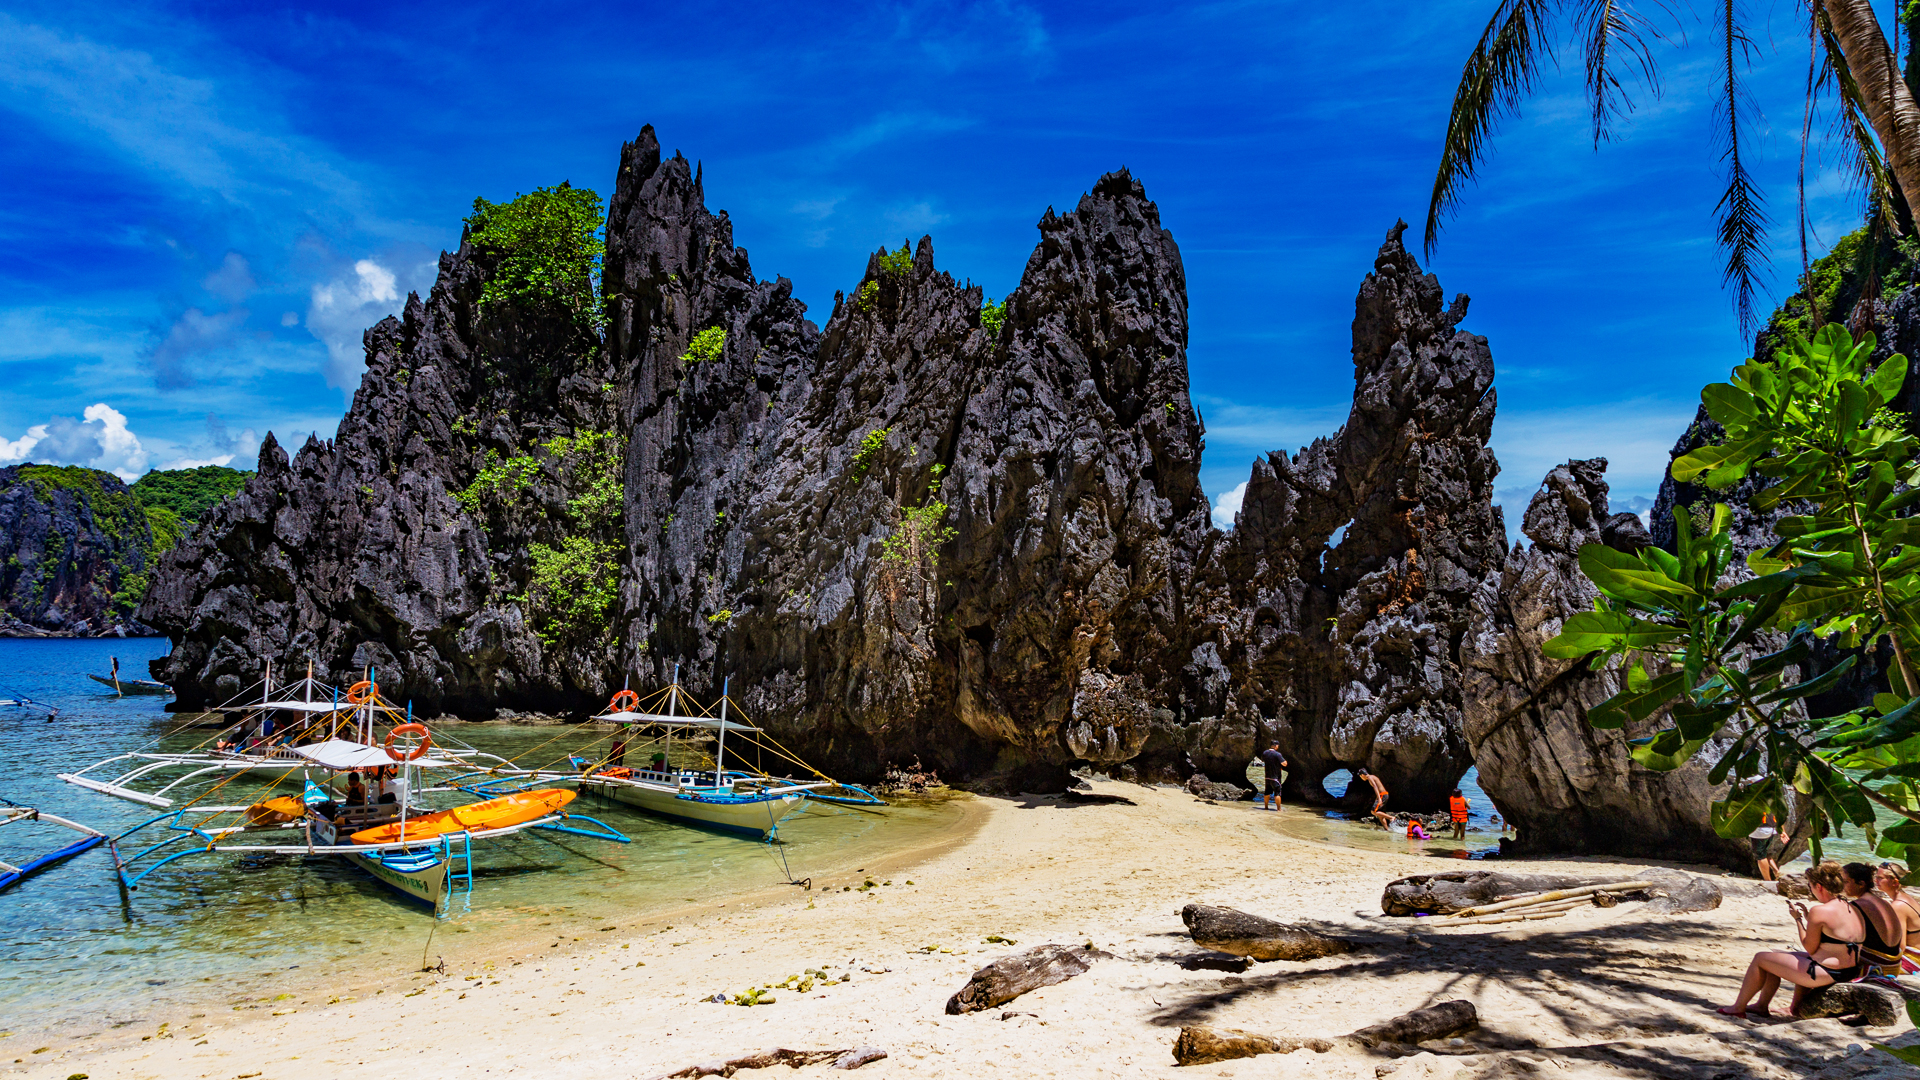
[1873,862,1920,974]
[1719,861,1864,1018]
[1841,862,1906,979]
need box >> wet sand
[10,781,1918,1079]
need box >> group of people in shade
[1254,742,1472,840]
[1720,860,1920,1018]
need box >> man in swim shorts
[1259,742,1288,811]
[1357,767,1391,829]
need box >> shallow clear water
[0,637,962,1036]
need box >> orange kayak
[350,789,577,844]
[245,795,304,826]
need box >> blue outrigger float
[0,804,106,894]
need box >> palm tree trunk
[1826,0,1920,214]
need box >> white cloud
[150,306,249,390]
[307,258,403,389]
[0,402,149,481]
[1211,479,1248,530]
[0,425,49,462]
[202,251,255,303]
[159,453,235,469]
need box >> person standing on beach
[1357,767,1391,829]
[1448,788,1469,841]
[1259,742,1288,811]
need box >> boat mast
[716,675,730,787]
[666,663,679,786]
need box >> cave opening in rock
[1322,767,1354,801]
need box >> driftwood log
[647,1046,888,1078]
[1181,904,1352,961]
[1381,869,1721,917]
[1173,1001,1479,1065]
[945,944,1108,1014]
[1796,982,1903,1026]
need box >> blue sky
[0,1,1884,537]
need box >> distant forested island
[0,463,251,636]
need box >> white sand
[9,780,1918,1079]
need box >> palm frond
[1424,0,1557,258]
[1814,12,1901,227]
[1576,0,1666,147]
[1713,0,1771,335]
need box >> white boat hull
[345,848,448,910]
[583,780,802,838]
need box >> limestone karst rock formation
[1459,458,1754,871]
[147,131,1533,809]
[148,127,1213,784]
[1191,222,1506,809]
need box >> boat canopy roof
[251,700,352,713]
[289,738,459,770]
[594,710,760,732]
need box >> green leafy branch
[680,326,727,365]
[1545,324,1920,863]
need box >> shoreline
[11,781,1915,1079]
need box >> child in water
[1405,818,1430,840]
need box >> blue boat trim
[0,833,105,893]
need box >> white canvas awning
[592,711,759,732]
[288,739,459,770]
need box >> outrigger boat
[87,657,171,696]
[60,664,526,808]
[62,669,630,914]
[573,670,884,839]
[0,802,106,893]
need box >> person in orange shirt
[1448,788,1469,841]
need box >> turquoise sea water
[0,637,961,1039]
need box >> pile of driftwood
[1436,880,1656,926]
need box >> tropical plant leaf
[1542,610,1683,657]
[1588,671,1687,729]
[1711,777,1778,839]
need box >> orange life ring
[608,689,639,712]
[347,680,378,705]
[384,722,431,761]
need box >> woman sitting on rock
[1874,862,1920,974]
[1718,861,1863,1019]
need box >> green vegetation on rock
[131,465,252,523]
[877,240,913,278]
[465,182,606,331]
[456,430,625,646]
[680,326,727,365]
[980,297,1006,341]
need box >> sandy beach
[9,780,1918,1080]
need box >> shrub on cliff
[466,182,605,332]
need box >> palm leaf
[1815,13,1900,228]
[1713,0,1771,336]
[1577,0,1667,147]
[1424,0,1557,258]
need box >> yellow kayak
[244,795,304,826]
[350,789,576,844]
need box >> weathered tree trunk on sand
[1381,869,1722,916]
[647,1046,888,1078]
[1180,904,1352,960]
[1173,1001,1479,1065]
[1824,0,1920,213]
[1797,982,1903,1026]
[945,944,1109,1014]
